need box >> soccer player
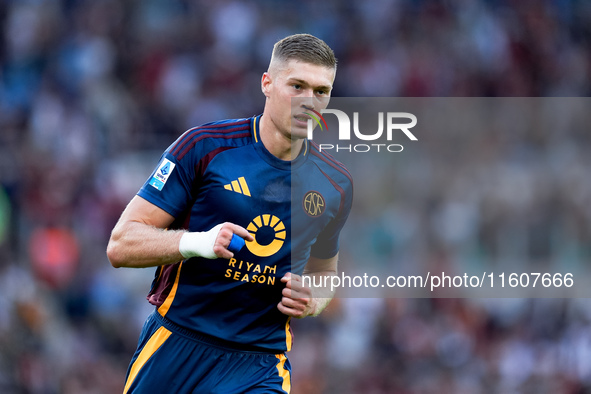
[107,33,353,393]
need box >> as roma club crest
[303,191,325,217]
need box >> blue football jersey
[137,115,353,352]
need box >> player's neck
[259,116,304,161]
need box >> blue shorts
[123,312,291,393]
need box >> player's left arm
[277,253,338,318]
[279,161,353,318]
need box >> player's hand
[277,272,316,318]
[179,222,253,260]
[212,222,253,259]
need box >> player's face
[262,60,335,140]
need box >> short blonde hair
[271,34,337,70]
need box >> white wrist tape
[179,223,224,259]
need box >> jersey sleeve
[310,176,354,259]
[137,143,197,219]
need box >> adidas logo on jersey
[224,177,251,197]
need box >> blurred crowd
[0,0,590,393]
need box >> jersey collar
[251,115,308,170]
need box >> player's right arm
[107,195,252,268]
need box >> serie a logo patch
[303,191,325,217]
[149,158,175,191]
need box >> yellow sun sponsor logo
[245,214,285,257]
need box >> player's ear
[261,72,272,97]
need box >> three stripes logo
[224,177,251,197]
[304,109,328,132]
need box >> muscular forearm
[108,194,255,269]
[107,221,185,268]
